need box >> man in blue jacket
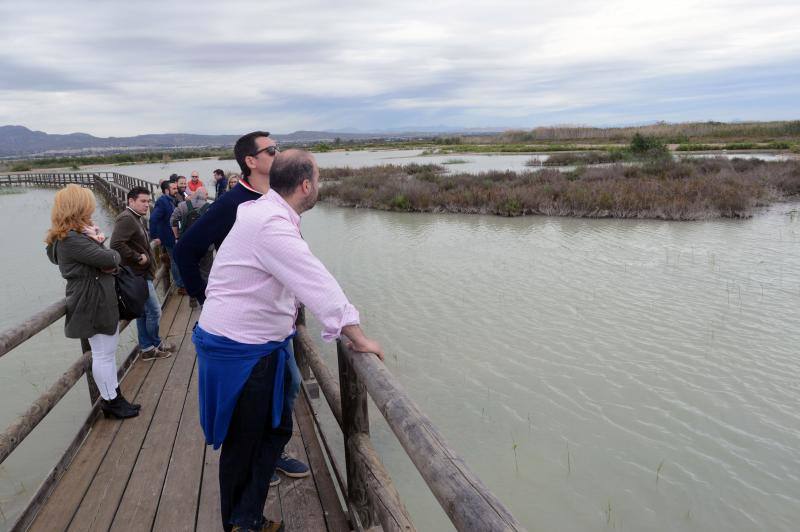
[150,180,185,292]
[175,131,309,485]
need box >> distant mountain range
[0,125,506,158]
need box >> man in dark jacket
[111,186,175,360]
[150,180,185,293]
[213,168,228,199]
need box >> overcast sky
[1,0,798,136]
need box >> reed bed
[319,158,800,220]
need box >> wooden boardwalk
[26,294,349,532]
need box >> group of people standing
[46,131,382,532]
[45,182,175,420]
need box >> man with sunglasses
[173,132,309,488]
[195,149,384,532]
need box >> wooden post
[338,339,378,529]
[81,338,101,405]
[292,307,311,380]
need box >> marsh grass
[321,157,800,220]
[542,150,629,166]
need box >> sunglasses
[250,145,279,157]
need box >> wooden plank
[294,392,351,532]
[265,479,282,526]
[150,349,204,531]
[108,305,199,532]
[65,296,187,532]
[278,415,327,532]
[196,446,222,532]
[26,358,153,532]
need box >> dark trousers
[219,354,293,531]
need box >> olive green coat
[46,231,121,338]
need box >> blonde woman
[226,174,240,191]
[45,184,139,419]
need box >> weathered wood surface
[293,386,351,532]
[65,296,187,531]
[24,294,349,532]
[296,324,343,423]
[338,341,378,529]
[298,324,415,530]
[23,351,155,531]
[0,350,91,465]
[348,433,415,532]
[0,299,66,359]
[339,341,526,532]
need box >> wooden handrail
[295,324,415,531]
[0,350,91,464]
[339,341,525,531]
[296,322,523,531]
[0,299,66,360]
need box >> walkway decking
[26,294,349,532]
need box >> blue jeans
[136,279,162,350]
[165,245,184,288]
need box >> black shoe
[115,387,141,411]
[101,395,139,419]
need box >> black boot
[101,395,139,419]
[115,387,141,411]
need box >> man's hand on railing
[341,324,385,361]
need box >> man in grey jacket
[171,187,213,307]
[110,186,175,360]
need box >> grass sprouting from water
[511,432,519,476]
[566,443,572,476]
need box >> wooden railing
[293,308,524,531]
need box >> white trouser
[88,325,120,401]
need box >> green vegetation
[676,141,793,151]
[442,158,468,164]
[320,157,800,220]
[0,148,230,172]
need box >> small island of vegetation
[320,134,800,220]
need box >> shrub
[389,194,411,210]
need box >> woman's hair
[226,174,240,191]
[45,184,96,244]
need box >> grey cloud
[0,59,112,92]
